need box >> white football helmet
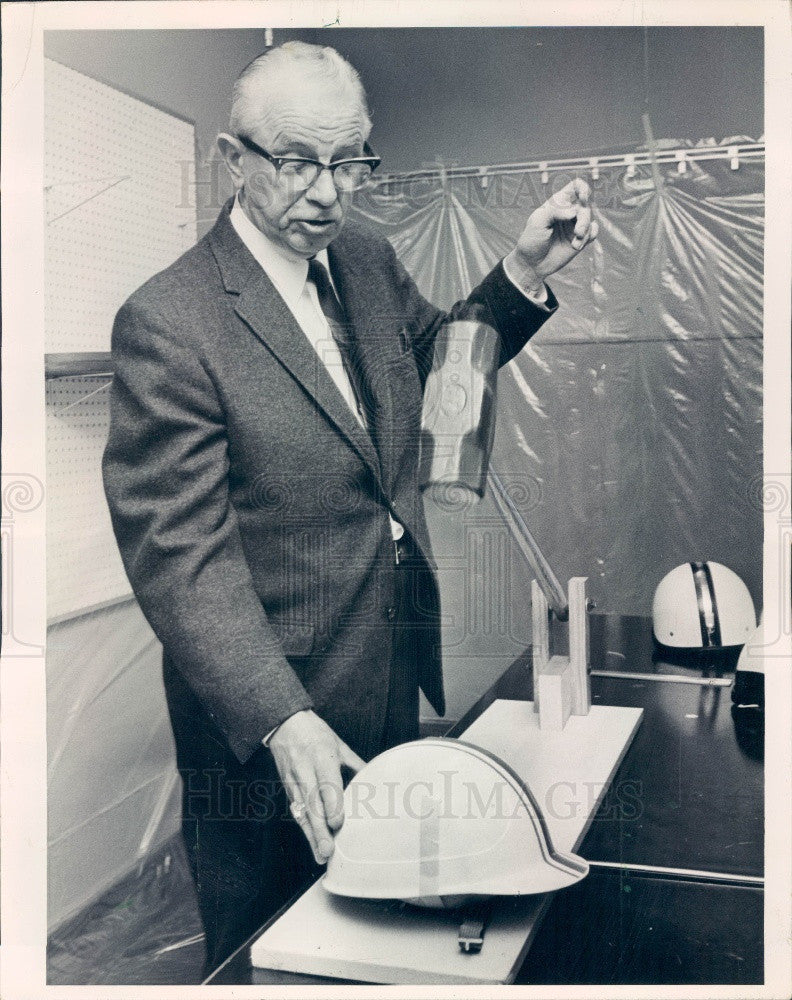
[652,561,756,649]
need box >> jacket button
[386,606,397,622]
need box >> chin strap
[457,899,494,954]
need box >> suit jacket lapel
[208,205,383,488]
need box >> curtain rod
[371,141,765,185]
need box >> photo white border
[2,2,790,998]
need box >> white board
[251,698,643,984]
[44,59,197,353]
[45,378,131,621]
[44,59,197,620]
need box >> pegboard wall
[44,59,197,352]
[46,378,131,621]
[45,60,197,620]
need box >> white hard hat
[323,738,588,909]
[652,561,756,649]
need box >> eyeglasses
[237,134,381,192]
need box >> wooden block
[250,699,643,984]
[536,655,574,731]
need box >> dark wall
[45,26,763,176]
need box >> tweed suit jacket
[102,199,557,765]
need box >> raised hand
[506,177,599,290]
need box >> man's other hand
[506,177,599,291]
[268,709,366,865]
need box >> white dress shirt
[229,197,367,428]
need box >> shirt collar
[229,194,331,306]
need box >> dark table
[207,613,763,986]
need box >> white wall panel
[44,58,197,353]
[46,378,130,620]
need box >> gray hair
[229,41,372,139]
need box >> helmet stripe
[690,561,722,647]
[701,561,723,647]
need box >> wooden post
[568,577,592,716]
[531,579,550,719]
[532,577,591,731]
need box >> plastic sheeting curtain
[47,601,182,931]
[352,147,763,615]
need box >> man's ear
[217,133,244,189]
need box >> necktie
[307,258,374,433]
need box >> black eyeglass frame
[236,134,381,188]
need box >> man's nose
[305,166,339,206]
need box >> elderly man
[102,41,596,971]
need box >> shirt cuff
[262,724,280,747]
[502,251,552,311]
[262,706,308,748]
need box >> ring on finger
[290,799,307,822]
